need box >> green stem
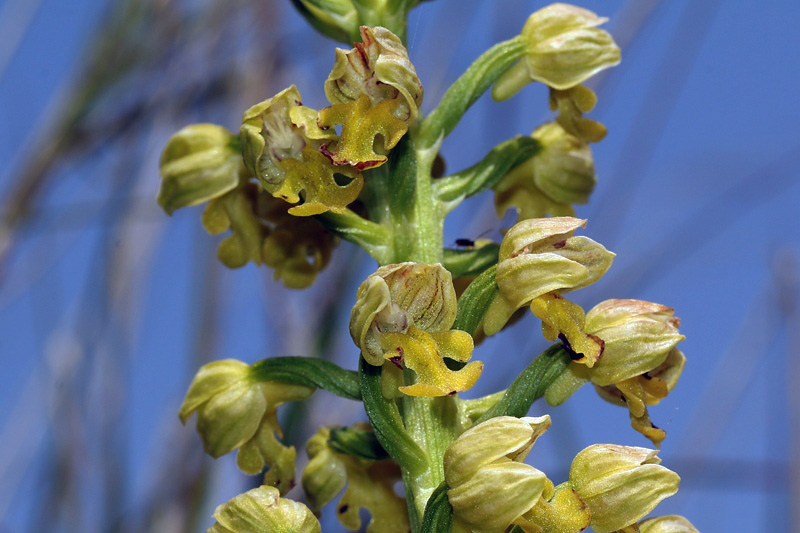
[315,208,392,264]
[417,36,526,150]
[434,136,540,213]
[400,392,460,528]
[476,343,572,423]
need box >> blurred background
[0,0,798,531]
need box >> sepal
[569,444,680,533]
[158,124,242,215]
[208,485,320,533]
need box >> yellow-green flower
[202,183,337,288]
[158,123,242,215]
[519,478,590,533]
[320,25,423,168]
[302,427,408,533]
[208,485,320,533]
[530,292,604,366]
[494,122,595,222]
[568,444,680,533]
[444,416,551,533]
[350,263,483,397]
[179,359,314,493]
[544,299,686,447]
[550,85,608,143]
[240,85,363,215]
[483,217,614,336]
[493,3,620,100]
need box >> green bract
[158,123,241,215]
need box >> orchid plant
[159,2,698,532]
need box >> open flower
[208,485,320,533]
[350,263,483,396]
[494,122,596,222]
[179,359,314,493]
[319,26,423,169]
[240,85,362,215]
[444,416,551,532]
[544,299,686,446]
[483,217,614,336]
[493,3,620,100]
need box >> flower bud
[483,217,614,335]
[444,416,551,532]
[208,485,320,533]
[569,444,680,533]
[240,86,362,215]
[493,3,620,100]
[179,359,314,492]
[158,124,242,215]
[639,515,699,533]
[301,426,408,532]
[319,26,423,168]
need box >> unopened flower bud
[158,124,241,215]
[639,515,699,533]
[483,217,614,335]
[493,3,620,100]
[208,485,320,533]
[569,444,680,533]
[444,416,551,532]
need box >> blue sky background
[0,0,799,531]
